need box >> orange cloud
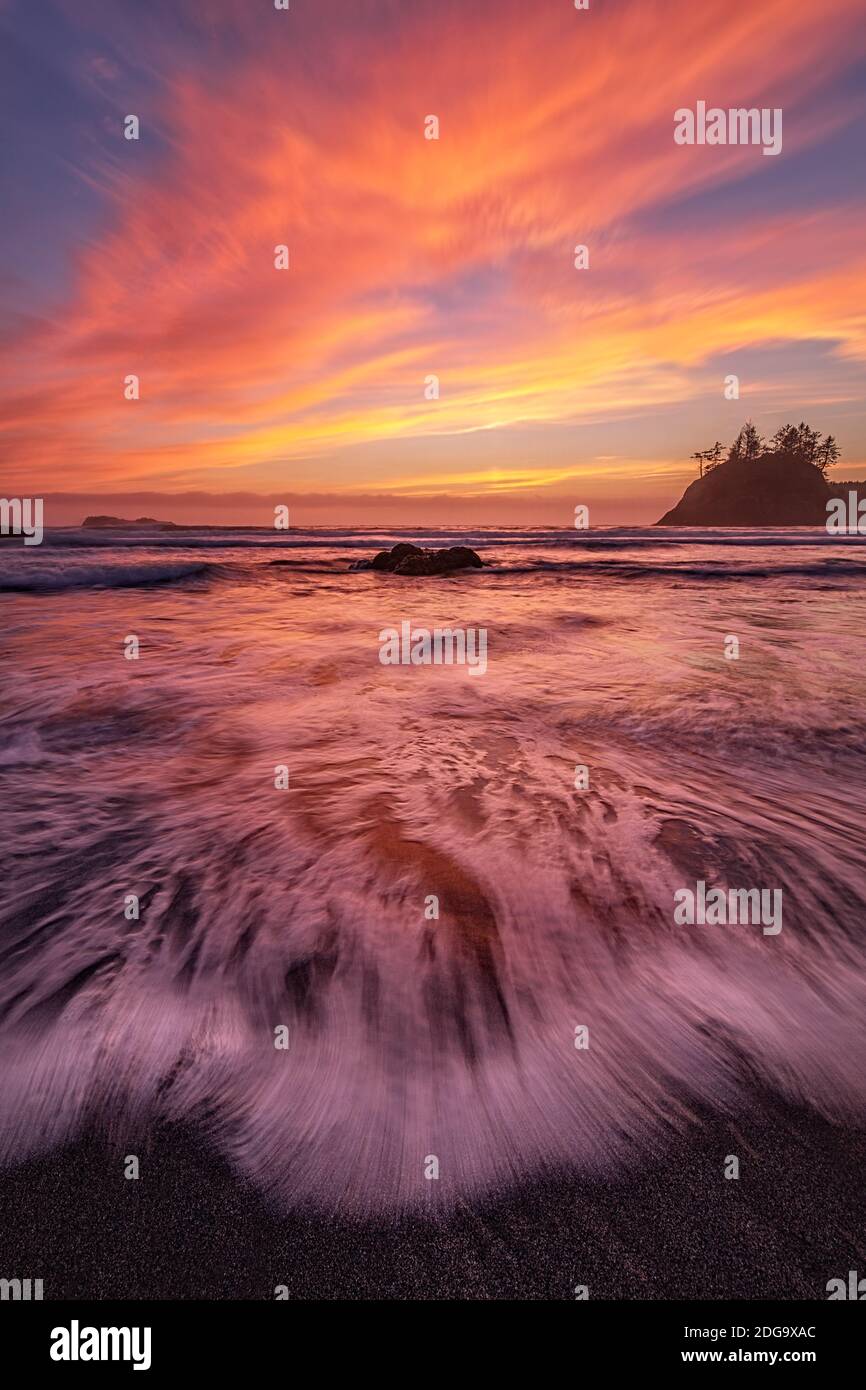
[3,0,866,507]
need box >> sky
[1,0,865,526]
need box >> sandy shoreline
[2,1085,863,1301]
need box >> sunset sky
[2,0,865,525]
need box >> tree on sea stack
[769,422,841,474]
[691,440,724,477]
[815,434,840,476]
[729,420,764,462]
[769,423,800,455]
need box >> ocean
[2,525,866,1228]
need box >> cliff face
[656,452,832,526]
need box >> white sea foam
[1,528,865,1211]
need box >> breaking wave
[0,560,220,593]
[1,526,865,1213]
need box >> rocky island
[82,515,179,529]
[657,421,855,526]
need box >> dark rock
[656,452,834,526]
[370,543,422,571]
[394,546,484,575]
[82,515,178,529]
[354,543,483,575]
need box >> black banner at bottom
[0,1298,858,1375]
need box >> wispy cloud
[2,0,865,516]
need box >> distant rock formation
[657,452,836,526]
[351,543,484,575]
[82,515,178,529]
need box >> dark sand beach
[2,1085,864,1300]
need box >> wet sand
[2,1086,863,1300]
